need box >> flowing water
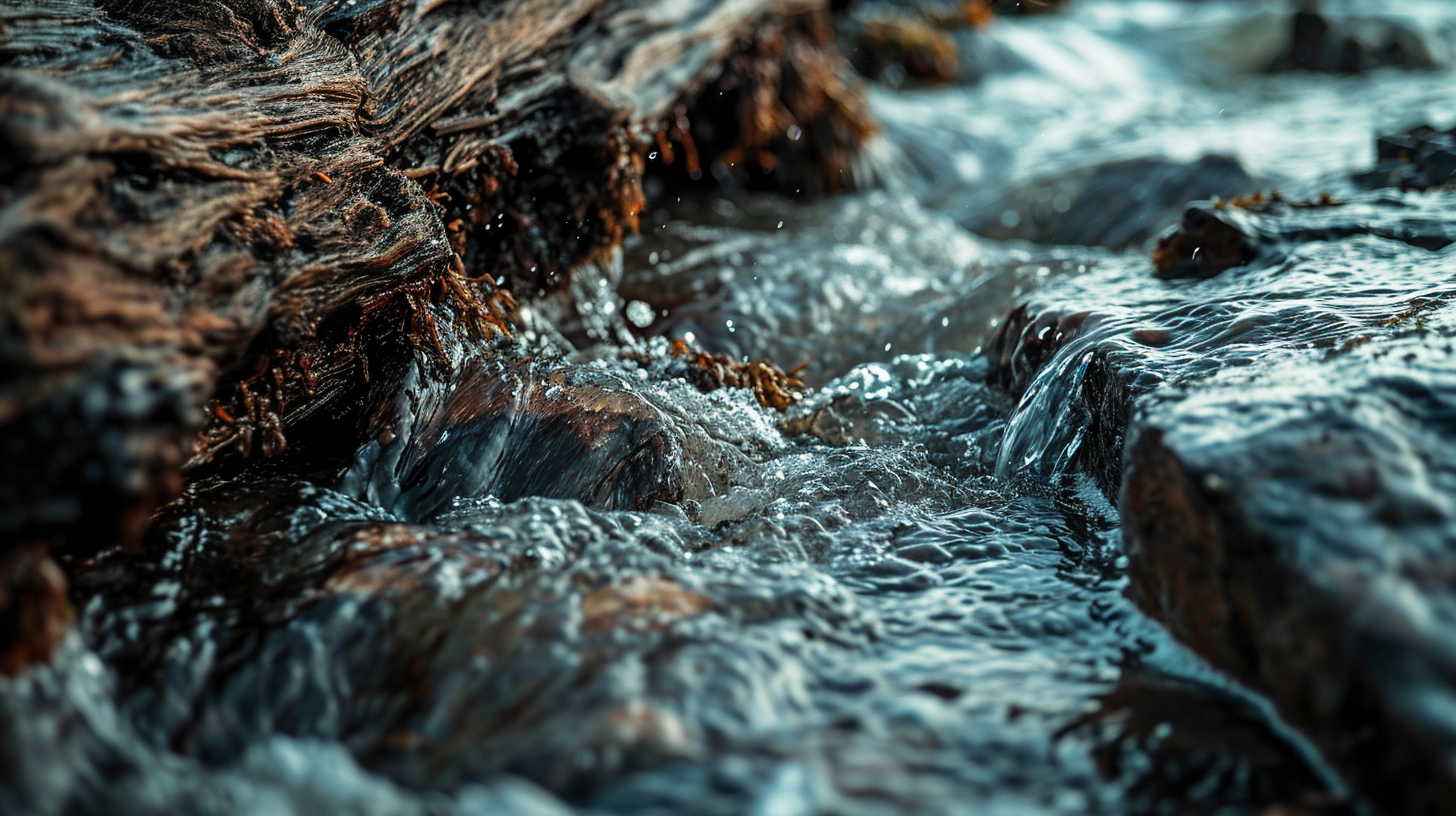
[8,2,1456,814]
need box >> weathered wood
[0,0,872,671]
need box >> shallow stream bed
[7,2,1456,814]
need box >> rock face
[979,175,1456,814]
[1122,317,1456,815]
[1152,191,1456,280]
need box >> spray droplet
[626,300,655,328]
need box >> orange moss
[190,262,515,465]
[648,8,878,196]
[1214,189,1345,213]
[668,339,807,412]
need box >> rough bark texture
[0,0,872,672]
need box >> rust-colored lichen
[647,8,878,196]
[668,339,808,412]
[190,261,516,466]
[423,130,647,297]
[1214,189,1345,213]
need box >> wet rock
[1356,125,1456,192]
[644,7,878,198]
[988,0,1066,15]
[580,575,715,635]
[1122,314,1456,816]
[345,359,685,520]
[1151,204,1264,280]
[1268,9,1435,75]
[65,486,885,803]
[995,186,1456,491]
[1062,665,1349,815]
[847,14,960,85]
[1152,190,1456,280]
[0,359,204,557]
[984,304,1093,397]
[969,156,1257,251]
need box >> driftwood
[0,0,874,673]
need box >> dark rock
[343,359,686,521]
[970,156,1257,251]
[0,0,871,553]
[1153,191,1456,280]
[0,0,873,673]
[1122,316,1456,816]
[1062,665,1350,815]
[1268,9,1435,75]
[1357,125,1456,192]
[0,546,72,678]
[984,304,1093,398]
[643,7,878,198]
[1152,203,1264,280]
[990,0,1067,15]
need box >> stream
[6,1,1456,814]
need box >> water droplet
[626,300,655,328]
[776,221,784,229]
[788,125,802,141]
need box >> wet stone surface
[1122,310,1456,816]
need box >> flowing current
[8,2,1456,815]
